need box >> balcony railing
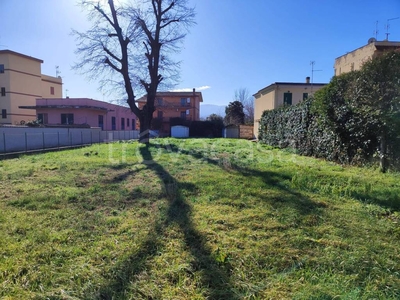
[155,101,192,108]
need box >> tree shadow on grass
[160,142,324,216]
[94,144,238,300]
[350,190,400,211]
[161,142,400,212]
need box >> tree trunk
[139,114,151,144]
[138,103,154,144]
[380,133,388,173]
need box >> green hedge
[259,51,400,170]
[258,98,379,165]
[259,99,339,161]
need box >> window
[0,65,4,73]
[186,109,190,115]
[61,113,74,125]
[1,109,6,119]
[157,98,163,106]
[127,118,130,128]
[98,115,104,130]
[1,87,5,96]
[180,111,186,119]
[121,117,125,130]
[283,92,292,106]
[132,119,135,130]
[111,116,116,130]
[158,110,163,119]
[180,97,190,104]
[303,93,308,100]
[37,113,48,124]
[50,87,55,95]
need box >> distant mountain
[200,104,226,120]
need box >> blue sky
[1,0,399,108]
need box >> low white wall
[0,127,139,153]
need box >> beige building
[334,39,400,76]
[253,78,326,138]
[0,50,62,125]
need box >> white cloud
[196,86,211,91]
[169,86,211,92]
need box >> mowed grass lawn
[1,138,400,299]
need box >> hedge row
[258,99,343,161]
[258,98,385,165]
[259,51,400,170]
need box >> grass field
[1,138,400,299]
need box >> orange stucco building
[136,89,203,136]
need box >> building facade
[253,78,326,138]
[19,98,136,131]
[334,39,400,76]
[136,89,203,135]
[0,50,62,125]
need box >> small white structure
[171,125,189,138]
[224,125,239,138]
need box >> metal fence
[0,127,139,155]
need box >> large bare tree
[234,88,254,125]
[73,0,195,142]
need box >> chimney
[306,76,310,84]
[193,88,195,95]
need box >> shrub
[259,51,400,170]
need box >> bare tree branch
[234,88,254,125]
[102,45,122,64]
[160,19,179,29]
[73,0,195,142]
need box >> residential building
[334,39,400,76]
[19,98,136,131]
[136,89,203,136]
[0,50,62,125]
[253,78,326,138]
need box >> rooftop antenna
[56,65,61,77]
[0,36,7,49]
[310,61,322,94]
[385,17,399,40]
[373,21,379,40]
[65,89,69,97]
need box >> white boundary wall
[0,127,139,154]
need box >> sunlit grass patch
[0,139,399,299]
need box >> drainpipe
[192,88,195,120]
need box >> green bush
[259,50,400,170]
